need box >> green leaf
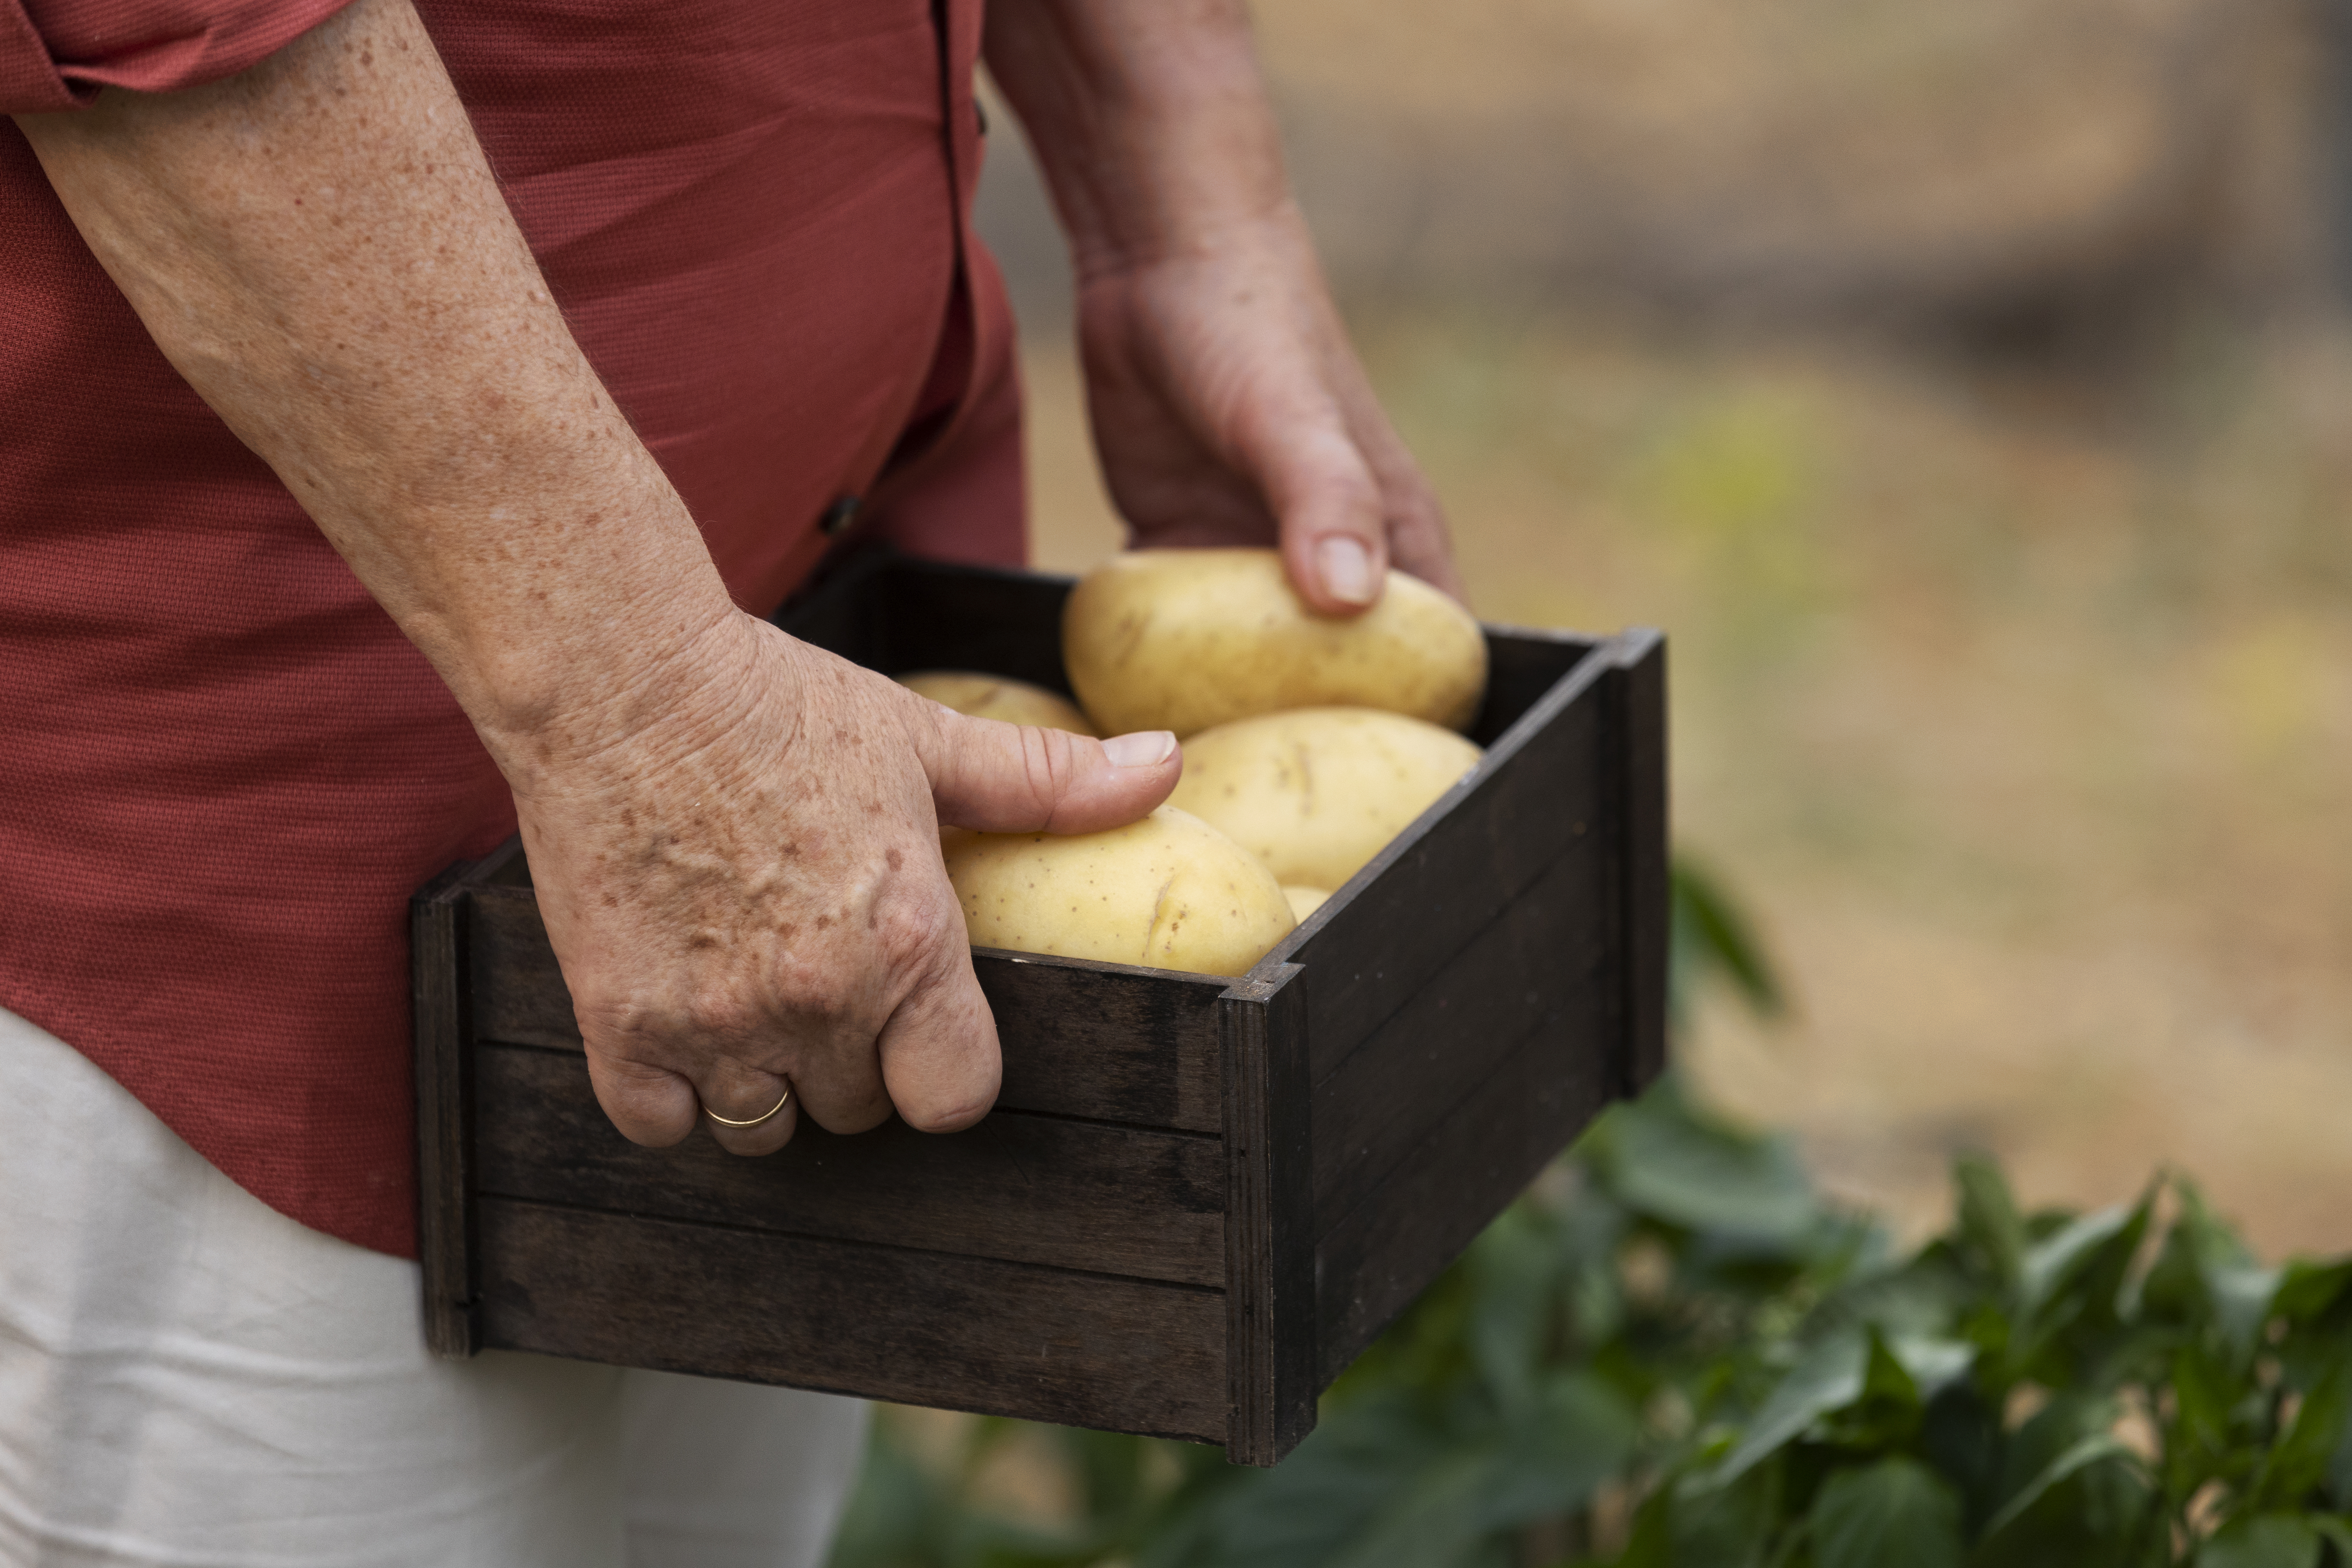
[2306,1515,2352,1562]
[2257,1359,2352,1511]
[1709,1334,1864,1487]
[1980,1433,2145,1541]
[2172,1340,2245,1480]
[2018,1203,2137,1323]
[2142,1181,2278,1371]
[1669,856,1785,1027]
[1954,1155,2027,1292]
[1810,1458,1966,1568]
[1594,1077,1822,1244]
[2011,1187,2154,1382]
[1662,1464,1785,1568]
[1821,1328,1928,1451]
[1464,1206,1559,1420]
[2196,1513,2322,1568]
[2275,1261,2352,1327]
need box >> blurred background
[980,0,2352,1257]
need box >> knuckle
[871,894,959,974]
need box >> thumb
[916,707,1181,835]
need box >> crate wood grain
[413,550,1666,1466]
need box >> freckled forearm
[13,0,737,771]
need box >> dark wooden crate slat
[976,956,1226,1134]
[478,1197,1230,1443]
[1609,633,1671,1096]
[468,884,1225,1134]
[1310,833,1610,1232]
[1470,625,1599,746]
[410,863,480,1356]
[1282,640,1618,1084]
[1219,965,1316,1466]
[1312,1012,1620,1387]
[469,883,576,1049]
[474,1043,1225,1287]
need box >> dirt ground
[1017,308,2352,1260]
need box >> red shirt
[0,0,1023,1256]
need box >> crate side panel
[1311,836,1610,1231]
[1219,966,1316,1466]
[1313,1021,1618,1387]
[470,884,577,1049]
[475,1044,1225,1286]
[1294,671,1611,1083]
[978,957,1225,1133]
[774,553,1078,694]
[469,885,1222,1133]
[766,548,897,667]
[1611,634,1670,1094]
[411,865,478,1356]
[1468,629,1594,747]
[863,560,1078,693]
[478,1198,1228,1442]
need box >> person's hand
[512,612,1182,1154]
[1074,205,1467,616]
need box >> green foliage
[827,860,2352,1568]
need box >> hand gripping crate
[412,551,1666,1466]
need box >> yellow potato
[1282,885,1333,922]
[1169,707,1483,890]
[1062,549,1487,738]
[898,670,1096,735]
[943,805,1295,977]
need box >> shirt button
[819,493,863,536]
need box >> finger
[917,707,1180,836]
[695,1059,799,1157]
[1335,383,1469,603]
[874,951,1002,1134]
[1235,404,1390,618]
[582,1050,702,1148]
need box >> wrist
[459,579,759,793]
[988,0,1295,277]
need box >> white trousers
[0,1007,867,1567]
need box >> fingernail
[1102,730,1177,768]
[1316,536,1378,607]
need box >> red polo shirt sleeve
[0,0,350,113]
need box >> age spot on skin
[886,848,903,871]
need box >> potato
[1169,707,1483,890]
[1062,549,1487,738]
[898,670,1095,735]
[942,805,1295,977]
[1282,886,1333,922]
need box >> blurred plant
[1669,856,1785,1034]
[827,857,2352,1568]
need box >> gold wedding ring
[704,1085,793,1128]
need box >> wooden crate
[412,552,1666,1466]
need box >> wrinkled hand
[1075,206,1466,615]
[511,612,1181,1154]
